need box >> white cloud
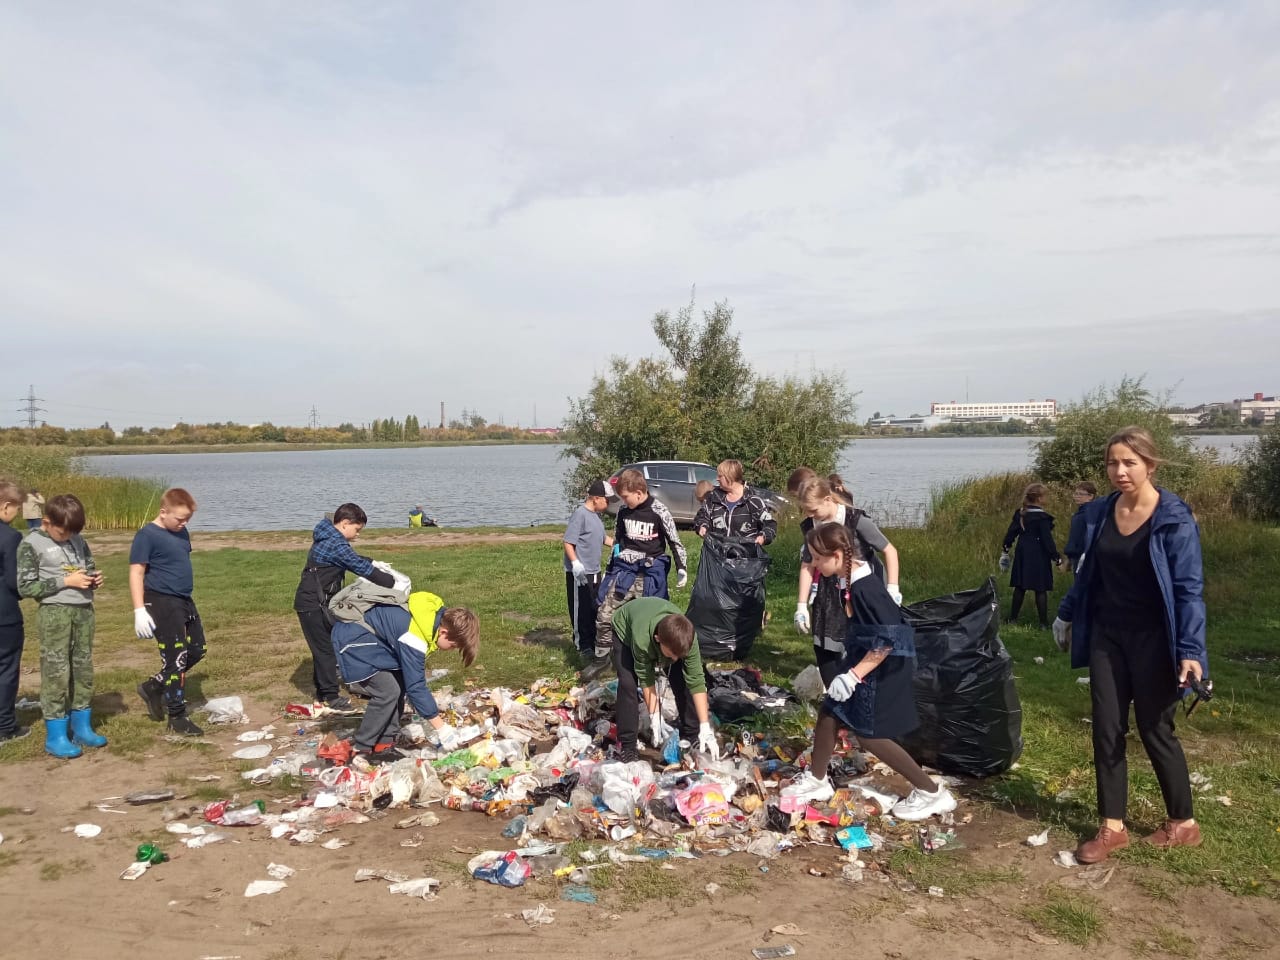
[1,1,1278,428]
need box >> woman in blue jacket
[1053,427,1207,865]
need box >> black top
[1001,508,1061,593]
[1090,513,1163,628]
[0,524,23,627]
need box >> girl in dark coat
[781,524,956,822]
[1000,483,1064,627]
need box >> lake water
[83,435,1254,532]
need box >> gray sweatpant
[593,578,646,659]
[347,671,404,751]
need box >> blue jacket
[598,554,670,604]
[1057,489,1207,678]
[330,604,441,719]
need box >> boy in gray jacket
[17,494,108,758]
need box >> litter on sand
[518,904,556,927]
[266,863,295,880]
[388,878,440,900]
[244,880,287,897]
[73,823,102,838]
[1026,828,1050,847]
[1053,850,1079,868]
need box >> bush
[1238,424,1280,521]
[1034,377,1215,496]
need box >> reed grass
[0,445,165,530]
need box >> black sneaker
[580,653,614,684]
[0,725,31,744]
[167,714,204,737]
[137,680,166,722]
[365,746,407,765]
[322,696,360,715]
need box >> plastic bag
[470,851,531,887]
[673,782,731,825]
[899,578,1023,777]
[791,664,826,702]
[200,696,248,724]
[686,536,771,661]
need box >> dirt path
[86,529,564,556]
[1,705,1274,960]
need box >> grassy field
[1,445,167,530]
[2,473,1277,902]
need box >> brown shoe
[1146,819,1202,850]
[1076,825,1129,864]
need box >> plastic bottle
[220,800,267,826]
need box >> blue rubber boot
[69,708,108,749]
[44,718,82,759]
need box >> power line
[309,405,320,429]
[17,384,45,429]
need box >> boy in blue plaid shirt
[292,503,396,711]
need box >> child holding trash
[0,480,27,744]
[130,488,208,737]
[16,494,108,757]
[582,468,688,681]
[330,590,479,764]
[999,482,1065,627]
[610,597,719,764]
[782,523,957,821]
[293,502,398,712]
[795,478,902,674]
[564,479,616,657]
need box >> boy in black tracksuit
[0,481,28,743]
[582,469,687,682]
[293,503,395,711]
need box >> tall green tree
[562,300,854,499]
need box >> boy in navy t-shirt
[129,488,206,736]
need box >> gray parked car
[606,460,787,526]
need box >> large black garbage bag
[899,578,1022,778]
[687,536,771,661]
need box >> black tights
[811,711,937,793]
[1011,588,1048,627]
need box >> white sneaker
[780,771,835,803]
[892,785,957,821]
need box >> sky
[1,1,1278,429]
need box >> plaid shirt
[308,519,374,577]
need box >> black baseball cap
[587,479,616,499]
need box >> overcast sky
[2,2,1278,429]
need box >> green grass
[1023,890,1107,946]
[0,472,1277,900]
[887,847,1023,894]
[38,857,88,882]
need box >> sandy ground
[1,693,1275,960]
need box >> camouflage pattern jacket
[17,529,96,606]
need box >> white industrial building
[929,399,1058,421]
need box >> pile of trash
[144,672,971,899]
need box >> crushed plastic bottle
[205,799,266,826]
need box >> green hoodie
[612,597,706,693]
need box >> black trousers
[297,608,342,701]
[347,671,405,751]
[565,571,601,654]
[145,591,206,718]
[1090,623,1193,821]
[614,643,699,752]
[0,622,23,734]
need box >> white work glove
[827,670,861,702]
[886,583,903,605]
[698,721,720,761]
[998,551,1011,573]
[793,603,811,635]
[133,607,156,639]
[675,569,688,589]
[1052,617,1071,653]
[432,723,461,751]
[570,559,586,582]
[649,710,670,748]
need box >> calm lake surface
[83,436,1254,532]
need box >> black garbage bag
[705,667,793,722]
[899,578,1023,778]
[686,536,771,661]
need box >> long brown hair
[805,522,863,586]
[1106,425,1164,472]
[827,473,854,506]
[798,477,835,512]
[1020,482,1047,515]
